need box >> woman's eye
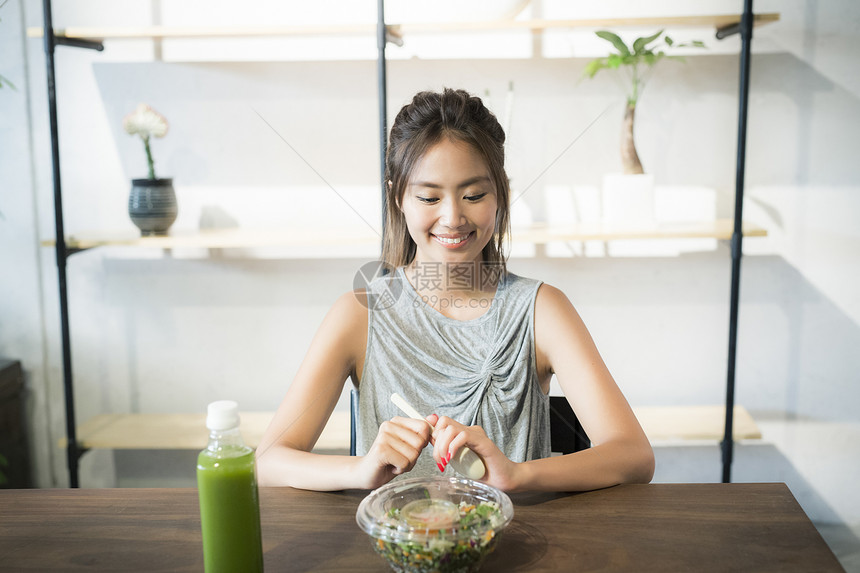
[465,193,487,202]
[417,197,439,204]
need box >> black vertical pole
[377,0,388,244]
[721,0,754,484]
[42,0,79,488]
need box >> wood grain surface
[0,483,842,572]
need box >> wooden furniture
[0,483,841,572]
[62,405,761,453]
[37,3,776,486]
[44,219,767,463]
[40,219,767,251]
[27,13,780,42]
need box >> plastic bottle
[197,400,264,572]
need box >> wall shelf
[513,219,766,243]
[41,228,382,251]
[61,411,348,452]
[27,13,779,42]
[38,2,774,486]
[62,404,762,453]
[40,219,766,252]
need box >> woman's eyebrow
[409,176,491,190]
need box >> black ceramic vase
[128,178,177,236]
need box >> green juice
[197,446,264,572]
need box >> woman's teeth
[438,236,465,244]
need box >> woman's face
[400,137,498,270]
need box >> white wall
[2,0,859,527]
[0,0,58,489]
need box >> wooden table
[0,484,841,572]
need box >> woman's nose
[439,199,465,227]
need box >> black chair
[548,395,590,454]
[349,389,590,456]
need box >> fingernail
[437,462,445,472]
[446,451,453,462]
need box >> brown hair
[381,88,510,272]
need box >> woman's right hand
[355,416,433,489]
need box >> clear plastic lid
[355,476,513,544]
[206,400,240,431]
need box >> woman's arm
[255,291,432,490]
[430,284,654,492]
[521,283,654,491]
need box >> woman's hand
[355,416,433,489]
[427,414,521,491]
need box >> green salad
[373,498,504,573]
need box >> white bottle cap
[206,400,240,431]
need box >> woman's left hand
[426,414,521,491]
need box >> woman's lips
[432,231,474,249]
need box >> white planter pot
[601,173,656,225]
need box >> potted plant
[584,30,704,224]
[585,29,705,174]
[123,104,177,236]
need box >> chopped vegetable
[372,500,504,573]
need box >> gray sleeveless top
[356,267,550,478]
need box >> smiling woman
[400,138,498,268]
[256,88,654,494]
[383,89,511,271]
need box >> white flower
[123,104,169,179]
[123,104,168,139]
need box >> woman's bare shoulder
[535,282,576,317]
[326,289,369,337]
[533,283,590,354]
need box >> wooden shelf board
[396,13,780,34]
[512,219,767,243]
[27,13,779,41]
[62,411,349,452]
[42,227,382,250]
[41,219,766,250]
[634,405,761,442]
[62,405,759,452]
[28,23,376,40]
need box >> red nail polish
[437,462,444,472]
[446,451,453,462]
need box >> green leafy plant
[584,30,705,174]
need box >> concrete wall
[2,0,858,527]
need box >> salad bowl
[356,476,513,573]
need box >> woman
[256,88,654,492]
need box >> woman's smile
[400,137,498,266]
[432,231,474,248]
